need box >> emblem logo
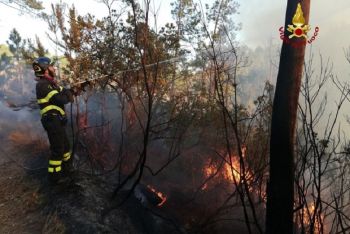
[287,3,310,39]
[278,3,319,48]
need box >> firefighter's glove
[70,81,90,96]
[70,86,80,96]
[60,115,68,125]
[80,80,91,91]
[65,89,74,103]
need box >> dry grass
[0,131,57,233]
[8,131,31,144]
[0,162,47,233]
[7,130,47,153]
[42,211,66,234]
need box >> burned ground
[0,141,185,234]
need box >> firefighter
[32,57,74,184]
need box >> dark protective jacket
[36,78,72,117]
[36,77,73,177]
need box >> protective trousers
[41,114,72,179]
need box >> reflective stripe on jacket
[36,78,71,117]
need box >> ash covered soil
[0,137,182,234]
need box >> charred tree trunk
[266,1,310,234]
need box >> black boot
[62,159,75,178]
[48,172,67,186]
[48,172,74,189]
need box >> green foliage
[0,28,49,90]
[171,0,240,51]
[0,44,12,56]
[2,28,49,66]
[21,36,48,63]
[24,0,44,10]
[1,0,44,15]
[7,28,23,61]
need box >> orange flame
[224,158,242,182]
[204,147,249,184]
[204,164,217,177]
[203,157,243,187]
[202,147,269,205]
[298,202,324,233]
[147,185,167,207]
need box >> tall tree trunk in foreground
[266,1,310,233]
